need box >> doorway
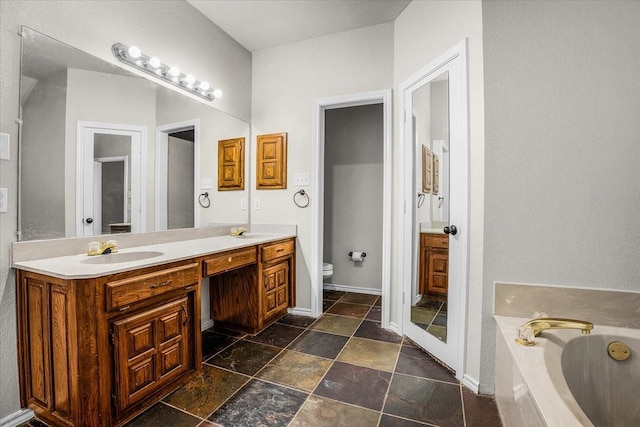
[312,90,392,328]
[155,120,200,230]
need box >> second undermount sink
[81,251,164,264]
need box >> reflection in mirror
[411,71,450,342]
[18,27,250,241]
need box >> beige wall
[251,22,394,310]
[0,0,251,419]
[324,104,384,291]
[394,0,485,388]
[481,0,640,391]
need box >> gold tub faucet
[515,317,593,346]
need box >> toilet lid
[323,262,333,270]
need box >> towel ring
[198,192,211,208]
[293,189,310,208]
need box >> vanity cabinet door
[112,297,189,412]
[218,137,245,191]
[262,261,289,321]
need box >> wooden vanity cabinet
[419,233,449,295]
[16,260,201,427]
[208,238,296,333]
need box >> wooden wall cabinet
[419,233,449,295]
[16,260,201,427]
[218,137,245,191]
[208,238,296,333]
[256,133,287,189]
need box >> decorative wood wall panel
[256,133,287,189]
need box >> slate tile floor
[23,291,502,427]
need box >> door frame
[155,119,200,230]
[76,121,146,236]
[311,90,392,327]
[400,39,470,381]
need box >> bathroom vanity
[13,232,296,427]
[419,232,449,295]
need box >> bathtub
[494,315,640,426]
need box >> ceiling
[188,0,411,52]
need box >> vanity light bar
[111,43,222,101]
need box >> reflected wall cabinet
[256,132,287,189]
[218,137,245,191]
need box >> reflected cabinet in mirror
[18,27,250,241]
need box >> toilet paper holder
[348,251,366,259]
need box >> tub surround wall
[482,0,640,393]
[494,282,640,329]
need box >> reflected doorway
[76,122,145,237]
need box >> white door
[76,122,145,236]
[401,41,469,377]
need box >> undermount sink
[81,251,164,264]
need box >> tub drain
[607,341,631,361]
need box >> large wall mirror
[18,27,250,241]
[401,40,469,377]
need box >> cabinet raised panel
[256,133,287,189]
[218,137,245,191]
[419,233,449,295]
[113,296,189,411]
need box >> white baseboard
[413,293,422,305]
[387,321,400,334]
[0,409,34,427]
[323,283,381,296]
[201,318,214,331]
[462,374,480,393]
[288,307,313,316]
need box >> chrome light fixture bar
[111,43,222,101]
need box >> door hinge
[402,291,405,304]
[109,329,115,345]
[111,393,117,407]
[403,111,406,123]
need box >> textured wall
[394,0,485,388]
[482,0,640,391]
[0,0,250,419]
[251,23,394,311]
[324,104,384,290]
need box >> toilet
[322,262,333,282]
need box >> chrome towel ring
[198,192,211,208]
[293,189,310,208]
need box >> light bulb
[212,89,223,98]
[168,66,180,77]
[148,57,161,68]
[127,46,141,58]
[198,81,210,91]
[184,74,195,85]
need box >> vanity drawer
[261,239,294,262]
[203,247,257,277]
[422,233,449,249]
[106,263,199,311]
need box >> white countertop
[12,232,295,280]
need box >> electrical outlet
[0,188,8,213]
[254,198,261,210]
[240,198,247,210]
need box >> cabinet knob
[228,257,233,262]
[443,225,458,235]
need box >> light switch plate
[0,133,9,160]
[294,172,310,186]
[240,198,247,210]
[200,178,213,190]
[0,188,8,213]
[254,198,261,210]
